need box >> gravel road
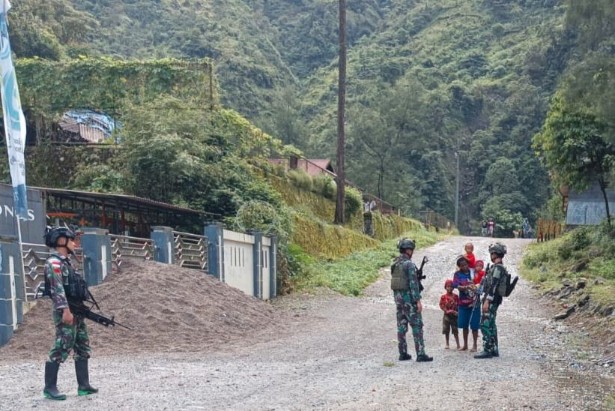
[0,236,613,410]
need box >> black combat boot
[416,354,433,362]
[43,361,66,400]
[398,353,412,361]
[75,359,99,396]
[474,351,493,359]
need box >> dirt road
[0,236,613,410]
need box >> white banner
[0,0,27,219]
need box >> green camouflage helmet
[397,238,416,252]
[488,242,507,256]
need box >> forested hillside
[7,0,614,235]
[292,0,567,232]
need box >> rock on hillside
[0,259,284,360]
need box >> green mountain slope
[9,0,584,234]
[65,0,295,115]
[296,0,566,230]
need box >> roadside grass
[520,223,615,311]
[605,393,615,410]
[293,229,442,296]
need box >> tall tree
[346,79,434,213]
[533,96,615,226]
[334,0,347,224]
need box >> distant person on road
[487,218,495,237]
[522,218,531,239]
[439,279,460,350]
[42,226,98,400]
[481,220,488,236]
[390,238,433,362]
[452,255,480,352]
[475,242,508,359]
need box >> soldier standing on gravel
[474,242,507,359]
[390,238,433,362]
[42,226,98,400]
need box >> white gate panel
[223,230,254,297]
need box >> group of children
[439,243,486,351]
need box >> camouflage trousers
[394,291,426,356]
[480,302,500,354]
[48,310,91,363]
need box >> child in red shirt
[439,279,460,349]
[464,242,476,270]
[473,260,485,286]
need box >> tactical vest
[390,260,410,291]
[43,256,89,302]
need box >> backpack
[494,264,518,297]
[390,259,409,291]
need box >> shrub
[344,186,363,219]
[557,226,592,260]
[312,174,334,197]
[287,169,313,191]
[310,174,336,200]
[285,243,315,276]
[233,200,293,242]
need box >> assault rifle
[37,283,131,330]
[69,291,132,330]
[417,256,429,292]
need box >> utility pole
[454,150,460,229]
[334,0,346,224]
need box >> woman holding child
[452,255,481,352]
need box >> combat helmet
[488,242,507,257]
[397,238,416,252]
[44,226,76,248]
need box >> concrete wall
[0,240,25,346]
[0,192,277,346]
[204,224,276,301]
[0,184,45,245]
[223,229,255,297]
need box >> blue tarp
[62,109,120,139]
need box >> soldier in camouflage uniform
[392,238,433,362]
[42,227,98,400]
[474,242,507,359]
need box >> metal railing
[109,234,154,269]
[22,232,205,299]
[21,243,83,302]
[173,231,207,271]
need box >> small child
[439,279,460,350]
[464,242,476,271]
[473,260,485,286]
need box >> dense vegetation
[5,0,615,236]
[0,0,553,235]
[3,0,614,369]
